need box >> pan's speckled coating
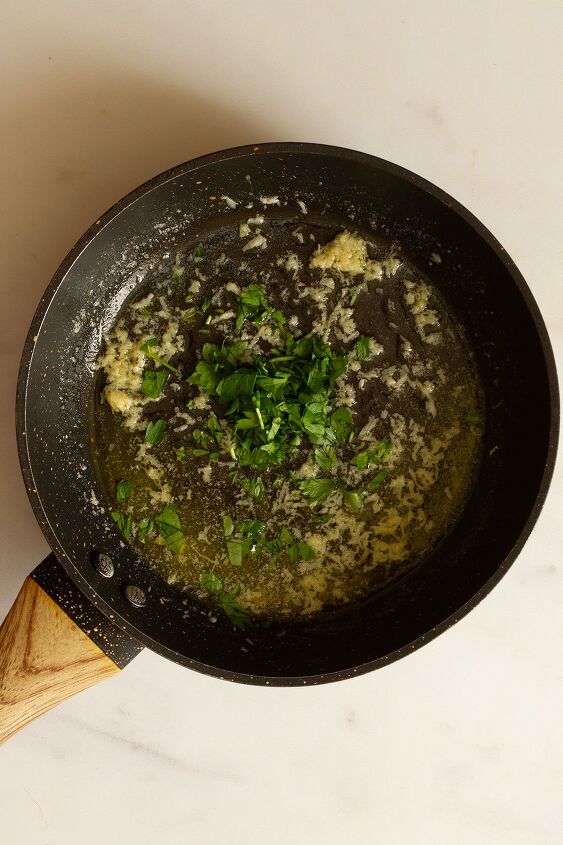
[16,143,559,685]
[32,555,143,668]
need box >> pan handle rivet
[93,552,114,578]
[124,584,146,608]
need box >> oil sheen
[95,220,483,621]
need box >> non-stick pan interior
[18,145,557,683]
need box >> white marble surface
[1,2,562,842]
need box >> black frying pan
[0,143,558,743]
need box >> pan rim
[15,142,560,685]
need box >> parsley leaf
[186,361,220,394]
[236,519,266,539]
[329,407,353,446]
[181,307,198,323]
[259,537,286,556]
[314,446,337,472]
[223,514,234,537]
[200,571,223,594]
[155,504,184,553]
[218,370,257,403]
[226,539,243,567]
[219,587,251,630]
[280,526,294,545]
[298,477,338,507]
[240,476,265,503]
[141,338,179,373]
[141,369,169,399]
[342,489,363,510]
[138,517,154,540]
[116,480,132,502]
[145,419,167,445]
[355,336,370,361]
[363,469,388,492]
[352,439,392,470]
[111,511,132,539]
[172,265,184,283]
[287,541,317,563]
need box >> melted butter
[96,223,483,619]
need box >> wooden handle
[0,576,120,745]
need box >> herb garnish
[363,469,388,492]
[240,476,265,503]
[234,283,285,332]
[145,419,167,446]
[138,517,155,540]
[186,287,351,472]
[221,513,315,566]
[200,571,223,593]
[314,446,337,472]
[219,587,251,629]
[354,336,370,361]
[141,338,179,373]
[352,439,392,470]
[222,515,266,566]
[141,370,169,399]
[155,504,184,553]
[116,480,132,502]
[298,477,338,507]
[199,573,252,630]
[111,511,132,539]
[181,307,198,324]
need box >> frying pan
[0,143,558,745]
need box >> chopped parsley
[354,336,370,361]
[222,515,266,566]
[111,511,132,539]
[145,419,167,446]
[298,477,338,507]
[181,307,198,324]
[219,587,251,630]
[287,540,316,563]
[155,504,184,553]
[141,369,168,399]
[199,571,223,593]
[240,476,265,503]
[116,480,132,502]
[140,338,179,373]
[186,292,352,472]
[314,446,337,472]
[200,574,251,630]
[138,517,155,540]
[352,439,392,470]
[342,489,363,510]
[363,469,389,492]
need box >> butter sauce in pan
[96,214,483,626]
